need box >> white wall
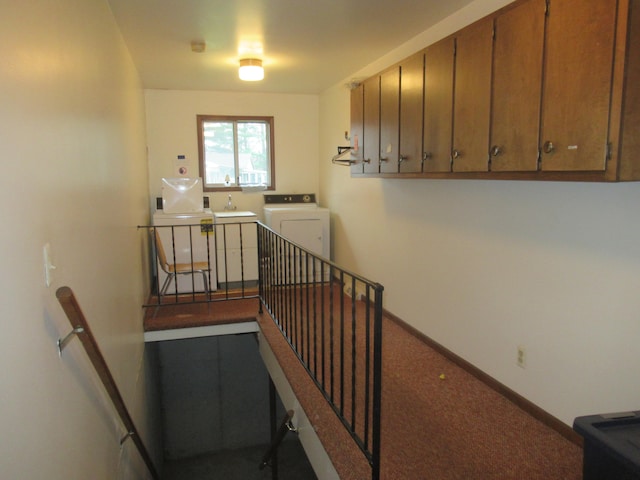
[144,90,319,218]
[319,0,640,426]
[0,0,157,478]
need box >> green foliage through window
[197,115,275,191]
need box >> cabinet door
[363,75,380,173]
[491,0,545,171]
[399,52,424,173]
[380,66,400,173]
[452,18,493,172]
[540,0,617,171]
[350,83,364,174]
[423,37,455,173]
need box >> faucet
[224,194,236,211]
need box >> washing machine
[152,178,216,294]
[152,209,217,294]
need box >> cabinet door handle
[363,158,371,164]
[543,141,555,154]
[379,156,388,163]
[399,155,408,163]
[423,152,432,161]
[451,149,461,160]
[490,145,502,157]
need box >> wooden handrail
[56,286,159,480]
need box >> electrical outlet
[517,345,526,368]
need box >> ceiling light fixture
[239,58,264,81]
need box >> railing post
[268,377,278,479]
[371,283,384,480]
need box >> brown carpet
[144,294,260,331]
[377,318,582,479]
[145,293,583,479]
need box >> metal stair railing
[259,408,297,473]
[257,223,383,480]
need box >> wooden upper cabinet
[399,52,424,173]
[349,0,640,181]
[423,37,455,173]
[452,17,494,172]
[350,82,364,174]
[540,0,617,172]
[380,67,400,173]
[490,0,545,172]
[363,75,381,173]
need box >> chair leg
[201,271,209,293]
[159,274,175,296]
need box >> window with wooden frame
[197,115,275,192]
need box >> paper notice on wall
[200,219,213,236]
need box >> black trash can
[573,410,640,480]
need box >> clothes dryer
[263,194,330,259]
[263,194,330,282]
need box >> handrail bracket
[57,326,85,355]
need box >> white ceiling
[106,0,474,94]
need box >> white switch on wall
[43,243,56,287]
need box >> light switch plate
[43,243,56,287]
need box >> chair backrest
[151,228,170,273]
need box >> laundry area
[150,178,264,296]
[11,2,640,479]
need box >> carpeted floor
[377,318,582,479]
[145,291,583,479]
